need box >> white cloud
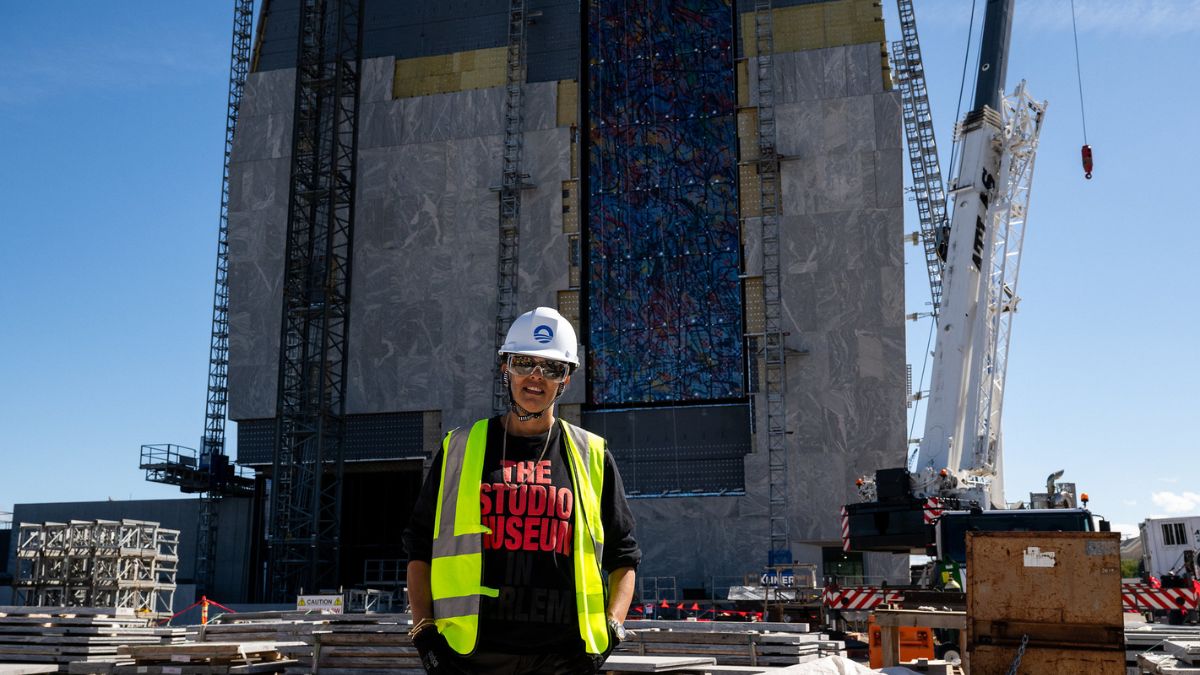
[1110,522,1139,540]
[1150,491,1200,514]
[1122,499,1138,507]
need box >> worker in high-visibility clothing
[403,307,641,674]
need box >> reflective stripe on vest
[430,418,610,655]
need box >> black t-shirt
[403,416,641,655]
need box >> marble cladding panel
[360,100,407,150]
[775,100,822,159]
[629,498,765,585]
[742,216,762,277]
[845,42,883,98]
[361,56,396,103]
[823,95,877,156]
[873,91,902,151]
[790,450,849,540]
[230,113,292,163]
[228,158,291,213]
[860,207,904,269]
[346,135,502,417]
[780,157,820,216]
[241,69,295,117]
[376,82,559,148]
[752,44,881,107]
[227,205,287,420]
[874,149,904,209]
[821,45,848,100]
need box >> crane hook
[1081,144,1093,180]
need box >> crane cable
[1070,0,1094,179]
[945,0,980,185]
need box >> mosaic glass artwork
[586,0,744,404]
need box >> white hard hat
[498,307,580,366]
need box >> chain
[1004,633,1030,675]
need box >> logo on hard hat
[533,325,554,344]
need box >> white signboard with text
[297,594,344,614]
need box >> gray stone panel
[873,91,902,151]
[227,205,286,420]
[241,70,295,117]
[361,56,396,103]
[230,113,291,163]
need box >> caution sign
[296,594,344,614]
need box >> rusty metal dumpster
[966,531,1124,674]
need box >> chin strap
[503,370,567,421]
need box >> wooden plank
[0,666,60,674]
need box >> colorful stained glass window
[586,0,744,404]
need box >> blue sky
[2,1,1197,540]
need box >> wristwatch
[607,617,627,642]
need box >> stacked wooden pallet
[111,641,303,674]
[617,620,847,668]
[0,606,183,673]
[199,612,421,674]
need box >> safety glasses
[507,354,570,382]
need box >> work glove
[588,622,621,673]
[412,625,454,674]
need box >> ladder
[753,0,790,564]
[892,0,948,315]
[195,0,255,598]
[493,0,529,414]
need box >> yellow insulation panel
[743,276,765,335]
[557,80,579,127]
[393,46,508,98]
[741,0,884,57]
[739,165,762,218]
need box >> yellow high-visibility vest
[430,418,609,655]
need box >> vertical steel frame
[752,0,790,563]
[493,0,530,414]
[196,0,256,598]
[892,0,948,315]
[268,0,364,601]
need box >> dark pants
[437,648,599,674]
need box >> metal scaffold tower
[138,0,256,600]
[493,0,530,414]
[14,520,179,616]
[753,0,790,564]
[268,0,365,601]
[198,0,255,597]
[892,0,948,315]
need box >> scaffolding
[196,0,256,598]
[492,0,531,414]
[752,0,791,565]
[268,0,365,602]
[13,520,178,617]
[892,0,948,315]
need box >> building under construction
[8,0,909,604]
[223,0,908,599]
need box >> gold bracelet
[407,618,436,639]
